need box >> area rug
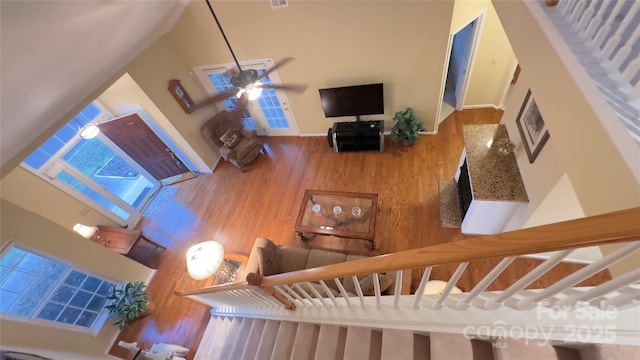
[438,179,462,228]
[142,186,178,218]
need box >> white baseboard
[463,104,505,110]
[299,133,327,137]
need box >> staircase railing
[180,208,640,345]
[541,0,640,144]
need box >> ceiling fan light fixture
[236,81,264,101]
[79,124,100,139]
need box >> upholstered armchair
[201,110,265,171]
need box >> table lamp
[186,241,224,280]
[73,223,99,239]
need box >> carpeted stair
[195,316,639,360]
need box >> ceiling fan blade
[256,57,294,81]
[256,83,307,93]
[193,89,237,110]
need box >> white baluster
[293,283,320,308]
[619,58,640,87]
[568,1,587,26]
[456,257,515,309]
[598,1,640,61]
[516,242,640,309]
[626,80,640,104]
[282,284,309,308]
[583,1,610,42]
[274,285,298,307]
[393,271,403,310]
[433,262,469,309]
[334,278,354,308]
[484,250,573,309]
[305,282,330,308]
[372,273,382,309]
[559,0,574,16]
[574,0,598,33]
[319,280,341,308]
[602,286,640,308]
[606,26,640,74]
[561,0,578,17]
[250,287,280,308]
[589,1,626,52]
[412,266,432,309]
[350,276,367,308]
[556,268,640,306]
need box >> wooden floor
[109,109,610,359]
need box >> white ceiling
[0,0,189,171]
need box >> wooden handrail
[182,208,640,294]
[259,208,640,287]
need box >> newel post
[247,272,296,310]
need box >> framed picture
[516,90,550,163]
[168,79,195,114]
[209,253,248,286]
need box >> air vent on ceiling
[270,0,288,9]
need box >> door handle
[166,148,184,170]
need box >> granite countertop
[463,124,529,202]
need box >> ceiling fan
[194,0,306,112]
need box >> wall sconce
[186,241,224,280]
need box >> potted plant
[104,281,150,330]
[390,107,426,146]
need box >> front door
[99,114,188,181]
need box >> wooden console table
[95,226,166,269]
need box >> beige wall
[1,167,120,231]
[119,37,221,169]
[97,73,214,172]
[0,200,152,357]
[165,0,455,133]
[451,0,517,108]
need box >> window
[194,58,299,136]
[0,245,117,330]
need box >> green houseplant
[390,107,426,146]
[104,281,150,330]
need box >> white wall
[521,173,602,263]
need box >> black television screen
[319,83,384,118]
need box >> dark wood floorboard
[109,109,610,359]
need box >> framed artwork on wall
[516,90,550,163]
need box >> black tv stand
[329,120,384,153]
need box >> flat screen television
[319,83,384,120]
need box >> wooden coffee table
[294,190,378,249]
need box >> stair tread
[315,325,347,360]
[381,329,414,360]
[430,333,474,360]
[290,322,320,360]
[255,320,282,360]
[240,318,267,360]
[271,321,298,360]
[196,316,233,360]
[493,338,558,360]
[344,326,383,360]
[229,318,254,359]
[218,317,246,359]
